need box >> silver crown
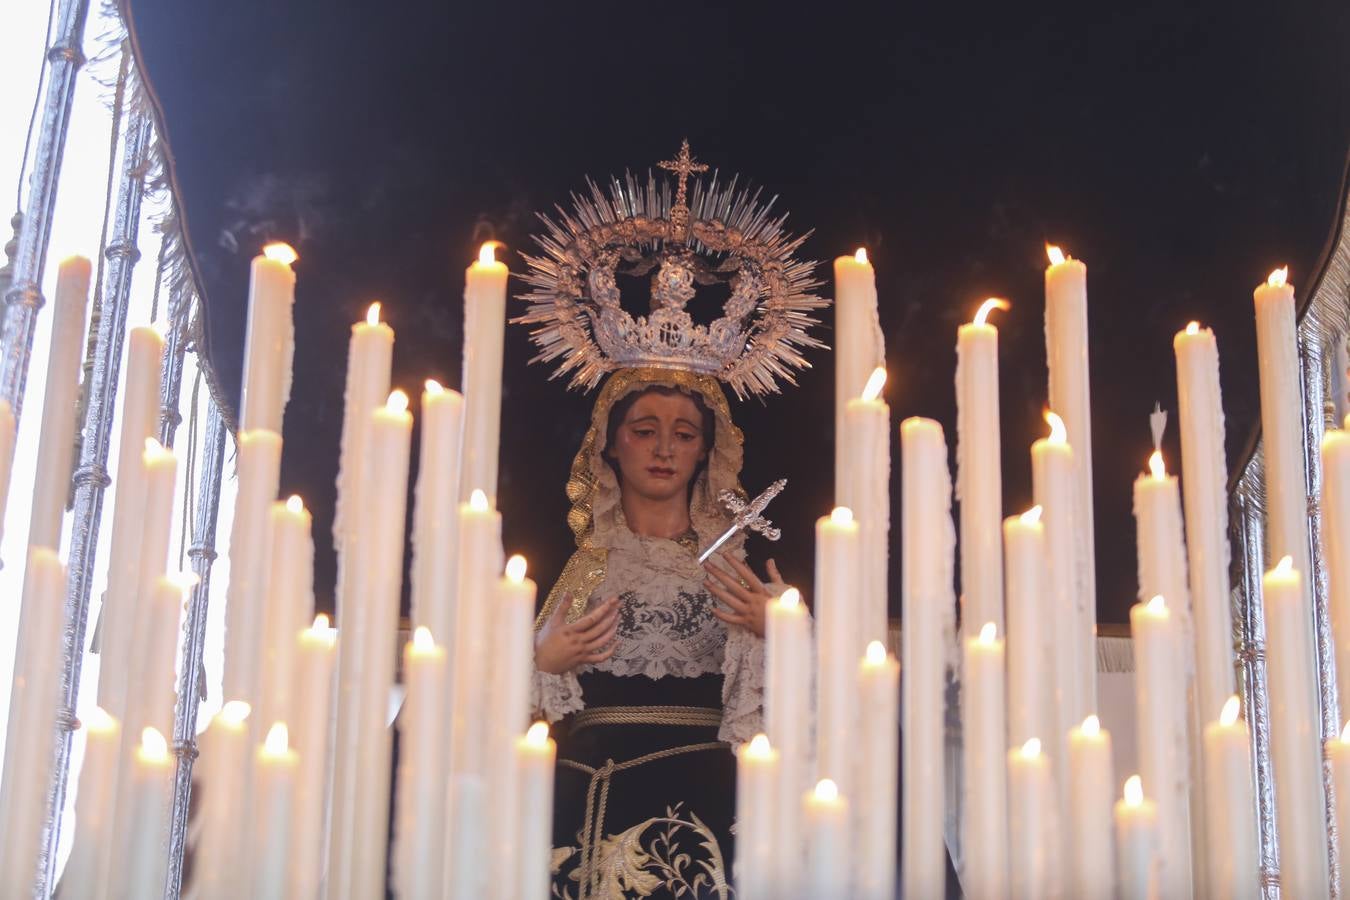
[515,141,828,399]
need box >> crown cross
[659,139,709,242]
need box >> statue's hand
[534,593,620,675]
[703,554,782,639]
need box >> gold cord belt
[560,740,728,899]
[567,704,722,736]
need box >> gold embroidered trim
[567,705,722,736]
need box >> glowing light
[977,622,997,644]
[747,734,773,758]
[1044,410,1067,445]
[1046,244,1066,266]
[1124,774,1144,806]
[1221,696,1241,728]
[479,241,503,265]
[140,727,169,761]
[814,779,839,802]
[386,390,409,414]
[425,378,443,395]
[1020,505,1043,526]
[1185,321,1201,336]
[312,613,330,631]
[1081,715,1101,737]
[506,554,528,583]
[973,297,1010,327]
[1341,721,1350,744]
[1267,266,1289,288]
[286,495,304,514]
[1148,450,1166,480]
[85,707,117,735]
[263,242,298,266]
[854,247,868,264]
[1020,738,1041,759]
[412,626,436,651]
[525,721,550,746]
[830,507,854,526]
[469,489,490,512]
[865,640,888,666]
[1146,595,1167,614]
[263,723,290,755]
[220,701,252,726]
[1273,555,1295,578]
[778,587,801,609]
[366,302,382,326]
[143,437,174,463]
[860,367,887,402]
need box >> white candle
[223,429,282,707]
[1067,715,1115,900]
[1003,507,1053,748]
[1331,723,1350,899]
[133,573,191,741]
[96,323,164,721]
[0,548,66,897]
[961,623,1009,900]
[841,366,890,646]
[394,627,450,900]
[1031,411,1090,752]
[1321,420,1350,709]
[120,727,172,898]
[490,555,538,895]
[253,723,298,900]
[62,707,120,897]
[1043,245,1097,664]
[515,722,556,900]
[1114,775,1158,900]
[136,438,178,594]
[805,778,850,900]
[443,774,487,899]
[240,243,298,434]
[1254,267,1313,581]
[193,701,252,899]
[1263,556,1330,897]
[1133,450,1190,634]
[28,254,90,547]
[0,399,14,553]
[1129,594,1192,898]
[1007,738,1056,900]
[411,379,463,645]
[765,587,810,891]
[130,441,179,726]
[736,733,779,900]
[833,248,884,498]
[447,489,504,780]
[956,298,1007,637]
[289,615,336,899]
[1173,321,1236,731]
[260,495,314,731]
[461,242,509,504]
[899,416,954,900]
[330,390,412,900]
[814,505,861,798]
[858,640,900,900]
[1205,696,1258,900]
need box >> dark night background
[123,0,1350,625]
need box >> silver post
[0,0,91,419]
[164,400,227,899]
[157,284,191,447]
[38,107,154,894]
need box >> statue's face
[609,392,708,503]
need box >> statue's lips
[646,466,676,478]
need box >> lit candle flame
[1020,738,1041,759]
[977,622,997,644]
[1148,450,1166,480]
[166,571,200,595]
[479,241,503,265]
[262,242,298,266]
[220,700,251,725]
[1124,774,1144,806]
[312,613,330,631]
[1273,555,1294,578]
[778,587,801,609]
[830,506,854,526]
[1220,695,1241,728]
[814,778,839,802]
[263,722,290,755]
[425,378,443,395]
[860,367,887,402]
[505,554,528,583]
[865,640,888,666]
[747,734,773,758]
[386,390,409,414]
[973,297,1010,327]
[1020,505,1043,526]
[412,626,436,651]
[1267,266,1289,288]
[366,302,382,326]
[1341,720,1350,744]
[286,494,304,514]
[85,706,117,734]
[1046,244,1066,267]
[1146,594,1167,614]
[140,727,169,760]
[525,721,550,746]
[854,247,868,265]
[1082,715,1101,737]
[1185,321,1201,336]
[1044,410,1067,444]
[469,489,490,512]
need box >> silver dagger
[697,478,787,563]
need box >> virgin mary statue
[514,142,828,900]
